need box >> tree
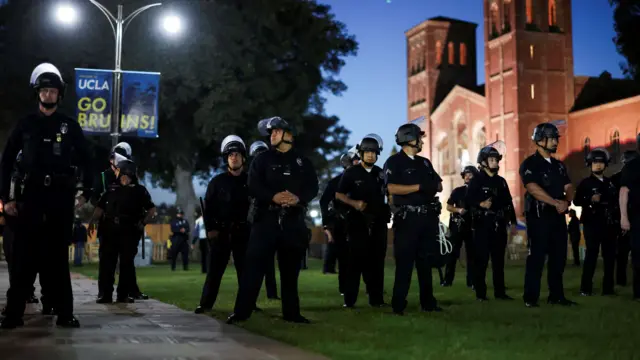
[0,0,357,227]
[610,1,640,81]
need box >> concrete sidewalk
[0,263,328,360]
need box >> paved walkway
[0,263,327,360]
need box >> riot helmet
[586,147,610,175]
[116,159,137,184]
[258,116,296,148]
[110,142,132,166]
[249,140,269,157]
[220,135,246,171]
[460,165,479,183]
[30,63,66,109]
[347,145,360,161]
[395,123,424,151]
[339,153,352,169]
[531,122,560,154]
[176,207,184,216]
[357,133,383,167]
[621,150,638,166]
[477,141,504,174]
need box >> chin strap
[538,138,557,153]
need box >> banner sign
[120,70,160,138]
[75,68,113,135]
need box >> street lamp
[54,1,182,147]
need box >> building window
[530,45,534,59]
[448,42,454,64]
[548,0,557,26]
[460,43,467,66]
[503,0,512,32]
[530,84,535,99]
[583,137,591,158]
[526,0,533,24]
[435,41,442,65]
[490,2,499,38]
[611,130,620,163]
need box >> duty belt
[394,203,439,220]
[267,204,306,229]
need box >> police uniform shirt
[621,157,640,217]
[383,151,442,206]
[519,152,571,202]
[337,164,387,220]
[320,174,345,229]
[97,183,155,224]
[0,111,93,201]
[573,174,618,222]
[466,171,517,223]
[447,185,471,227]
[90,168,117,206]
[203,171,250,232]
[248,148,319,208]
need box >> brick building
[406,0,640,222]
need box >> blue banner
[75,68,113,135]
[120,70,160,138]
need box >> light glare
[162,15,182,34]
[56,4,77,25]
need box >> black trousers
[323,241,337,273]
[264,254,278,298]
[391,212,438,312]
[171,238,190,270]
[569,231,581,266]
[444,225,473,287]
[472,220,507,299]
[233,212,307,320]
[330,223,349,294]
[631,216,640,299]
[129,237,144,297]
[98,226,138,299]
[198,239,209,274]
[616,230,631,286]
[4,188,75,320]
[199,226,249,308]
[2,227,39,301]
[523,211,568,303]
[580,221,616,294]
[343,219,387,307]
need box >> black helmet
[531,122,560,142]
[117,159,137,177]
[585,148,610,167]
[622,150,638,165]
[395,123,424,145]
[357,133,383,155]
[258,116,296,136]
[220,135,246,158]
[249,141,269,157]
[460,165,479,179]
[477,145,502,165]
[340,153,352,169]
[176,207,184,215]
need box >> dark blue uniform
[170,217,191,271]
[199,171,250,309]
[384,151,442,313]
[520,152,571,304]
[232,148,318,321]
[338,165,389,307]
[567,214,581,266]
[574,174,618,295]
[620,157,640,299]
[0,111,93,323]
[320,174,348,293]
[445,185,474,287]
[466,170,516,300]
[611,170,630,285]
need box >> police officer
[88,159,156,303]
[228,116,318,324]
[574,148,618,296]
[195,136,251,313]
[170,208,190,271]
[443,165,477,288]
[520,122,576,307]
[384,123,443,315]
[567,209,581,267]
[320,150,358,294]
[611,150,637,286]
[248,140,279,300]
[0,63,93,329]
[466,144,517,301]
[336,134,389,308]
[619,134,640,301]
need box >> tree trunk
[174,163,198,234]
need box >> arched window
[460,43,467,66]
[583,137,590,158]
[490,2,499,36]
[435,41,442,65]
[448,42,454,64]
[503,0,512,32]
[526,0,533,24]
[548,0,557,26]
[611,130,620,164]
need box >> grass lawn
[74,259,640,360]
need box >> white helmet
[221,135,246,157]
[30,63,64,88]
[111,142,132,165]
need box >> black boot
[0,317,24,329]
[56,315,80,328]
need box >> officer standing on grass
[611,150,638,286]
[384,123,443,315]
[227,116,318,324]
[574,148,618,296]
[520,122,577,308]
[619,134,640,302]
[170,208,191,271]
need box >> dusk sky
[149,0,626,204]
